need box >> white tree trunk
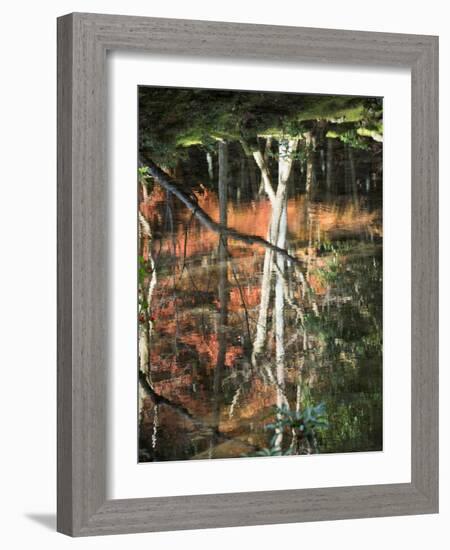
[305,132,315,194]
[274,200,288,449]
[252,139,298,367]
[326,138,333,191]
[252,244,274,361]
[206,151,213,180]
[252,148,276,203]
[138,211,157,416]
[273,139,297,448]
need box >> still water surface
[139,187,382,461]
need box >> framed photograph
[57,13,438,536]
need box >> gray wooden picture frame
[57,12,439,537]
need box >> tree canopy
[139,87,383,166]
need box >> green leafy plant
[266,403,329,455]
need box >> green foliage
[138,255,148,286]
[325,97,383,148]
[251,447,286,457]
[139,87,383,164]
[326,127,370,150]
[265,403,329,455]
[138,165,154,191]
[301,244,383,453]
[267,403,328,436]
[138,256,154,313]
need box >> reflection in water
[139,176,382,461]
[137,86,384,461]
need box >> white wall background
[0,1,447,548]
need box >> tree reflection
[138,88,383,461]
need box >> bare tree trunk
[320,148,325,175]
[210,141,229,457]
[252,244,274,362]
[252,139,298,369]
[272,140,298,448]
[206,151,214,181]
[305,132,315,194]
[248,157,259,200]
[252,144,276,203]
[274,199,287,449]
[344,143,350,194]
[348,145,358,203]
[138,207,157,417]
[257,137,272,196]
[326,138,333,192]
[240,155,249,199]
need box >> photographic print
[138,87,383,462]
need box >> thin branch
[140,156,302,265]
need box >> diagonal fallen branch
[140,156,302,265]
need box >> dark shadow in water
[25,513,56,531]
